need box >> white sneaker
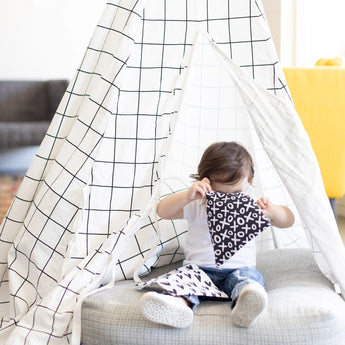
[231,283,268,328]
[139,291,194,328]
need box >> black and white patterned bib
[137,264,229,298]
[206,191,270,266]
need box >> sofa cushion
[0,81,48,122]
[0,80,68,122]
[0,121,50,147]
[81,248,345,345]
[46,79,69,117]
[0,80,68,147]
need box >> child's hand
[156,177,212,220]
[256,196,295,228]
[256,196,274,219]
[186,177,212,202]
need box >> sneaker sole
[140,292,193,328]
[231,284,267,328]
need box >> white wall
[0,1,105,80]
[262,0,345,67]
[261,0,298,66]
[261,0,282,60]
[295,0,345,66]
[2,0,344,79]
[260,0,297,66]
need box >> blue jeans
[185,266,265,310]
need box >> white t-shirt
[183,199,256,269]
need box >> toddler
[139,142,295,328]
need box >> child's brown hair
[191,142,254,184]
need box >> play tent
[1,0,344,344]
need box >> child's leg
[224,268,267,328]
[139,291,196,328]
[224,267,265,300]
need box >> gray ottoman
[81,248,345,345]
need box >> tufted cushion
[81,248,345,345]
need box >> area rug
[0,175,23,225]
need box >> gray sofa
[0,80,68,147]
[82,248,345,345]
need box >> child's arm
[256,196,295,228]
[157,177,212,219]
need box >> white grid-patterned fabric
[1,1,344,344]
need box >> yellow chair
[283,67,345,205]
